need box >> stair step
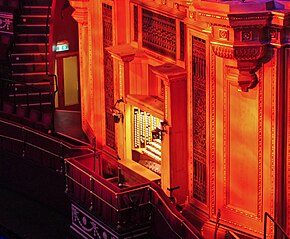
[15,24,48,34]
[22,6,50,15]
[16,102,52,110]
[11,72,48,83]
[12,82,51,94]
[16,33,48,43]
[11,62,47,73]
[9,93,51,105]
[22,0,52,6]
[13,43,46,53]
[20,15,49,24]
[11,52,48,63]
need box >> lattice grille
[133,5,138,42]
[103,3,115,149]
[142,9,176,60]
[180,22,185,61]
[192,36,207,204]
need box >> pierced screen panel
[103,3,115,149]
[133,5,138,42]
[142,9,176,60]
[192,36,207,204]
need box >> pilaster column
[151,63,188,203]
[107,45,136,99]
[106,45,136,160]
[69,0,92,137]
[69,0,89,26]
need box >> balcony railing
[0,117,92,172]
[264,212,289,239]
[0,116,203,239]
[65,155,204,239]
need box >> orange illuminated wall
[70,0,290,238]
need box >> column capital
[69,0,89,26]
[106,44,137,63]
[151,63,187,86]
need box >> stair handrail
[65,156,204,239]
[45,0,52,75]
[264,212,289,239]
[0,77,56,117]
[0,77,53,94]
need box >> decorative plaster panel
[0,12,13,34]
[71,204,119,239]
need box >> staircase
[8,0,54,122]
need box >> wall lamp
[152,120,168,141]
[112,99,124,123]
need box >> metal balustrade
[0,116,203,239]
[264,212,289,239]
[65,155,204,239]
[0,117,92,172]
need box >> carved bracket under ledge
[212,43,270,92]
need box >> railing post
[214,209,221,239]
[116,194,121,231]
[0,79,3,110]
[64,160,69,194]
[264,212,267,239]
[93,137,96,172]
[22,127,26,158]
[89,176,93,211]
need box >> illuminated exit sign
[56,40,69,52]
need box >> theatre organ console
[132,107,162,175]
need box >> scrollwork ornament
[212,44,233,59]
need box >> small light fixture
[112,98,124,123]
[152,120,168,141]
[112,108,123,123]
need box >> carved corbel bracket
[233,45,266,92]
[212,43,268,92]
[69,0,89,26]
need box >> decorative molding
[287,49,290,235]
[210,49,216,217]
[0,12,13,34]
[212,44,233,59]
[269,49,276,237]
[69,0,89,25]
[257,67,264,220]
[241,31,253,41]
[233,45,265,61]
[198,12,229,21]
[221,65,263,233]
[212,43,269,92]
[219,29,229,41]
[71,204,119,239]
[269,29,278,40]
[189,11,196,20]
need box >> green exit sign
[56,40,69,52]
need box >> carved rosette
[0,12,13,34]
[212,43,268,92]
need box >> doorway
[55,53,80,111]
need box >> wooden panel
[227,82,259,214]
[286,48,290,235]
[215,59,276,237]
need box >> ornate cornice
[212,43,269,92]
[69,0,89,25]
[234,45,266,61]
[212,44,233,59]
